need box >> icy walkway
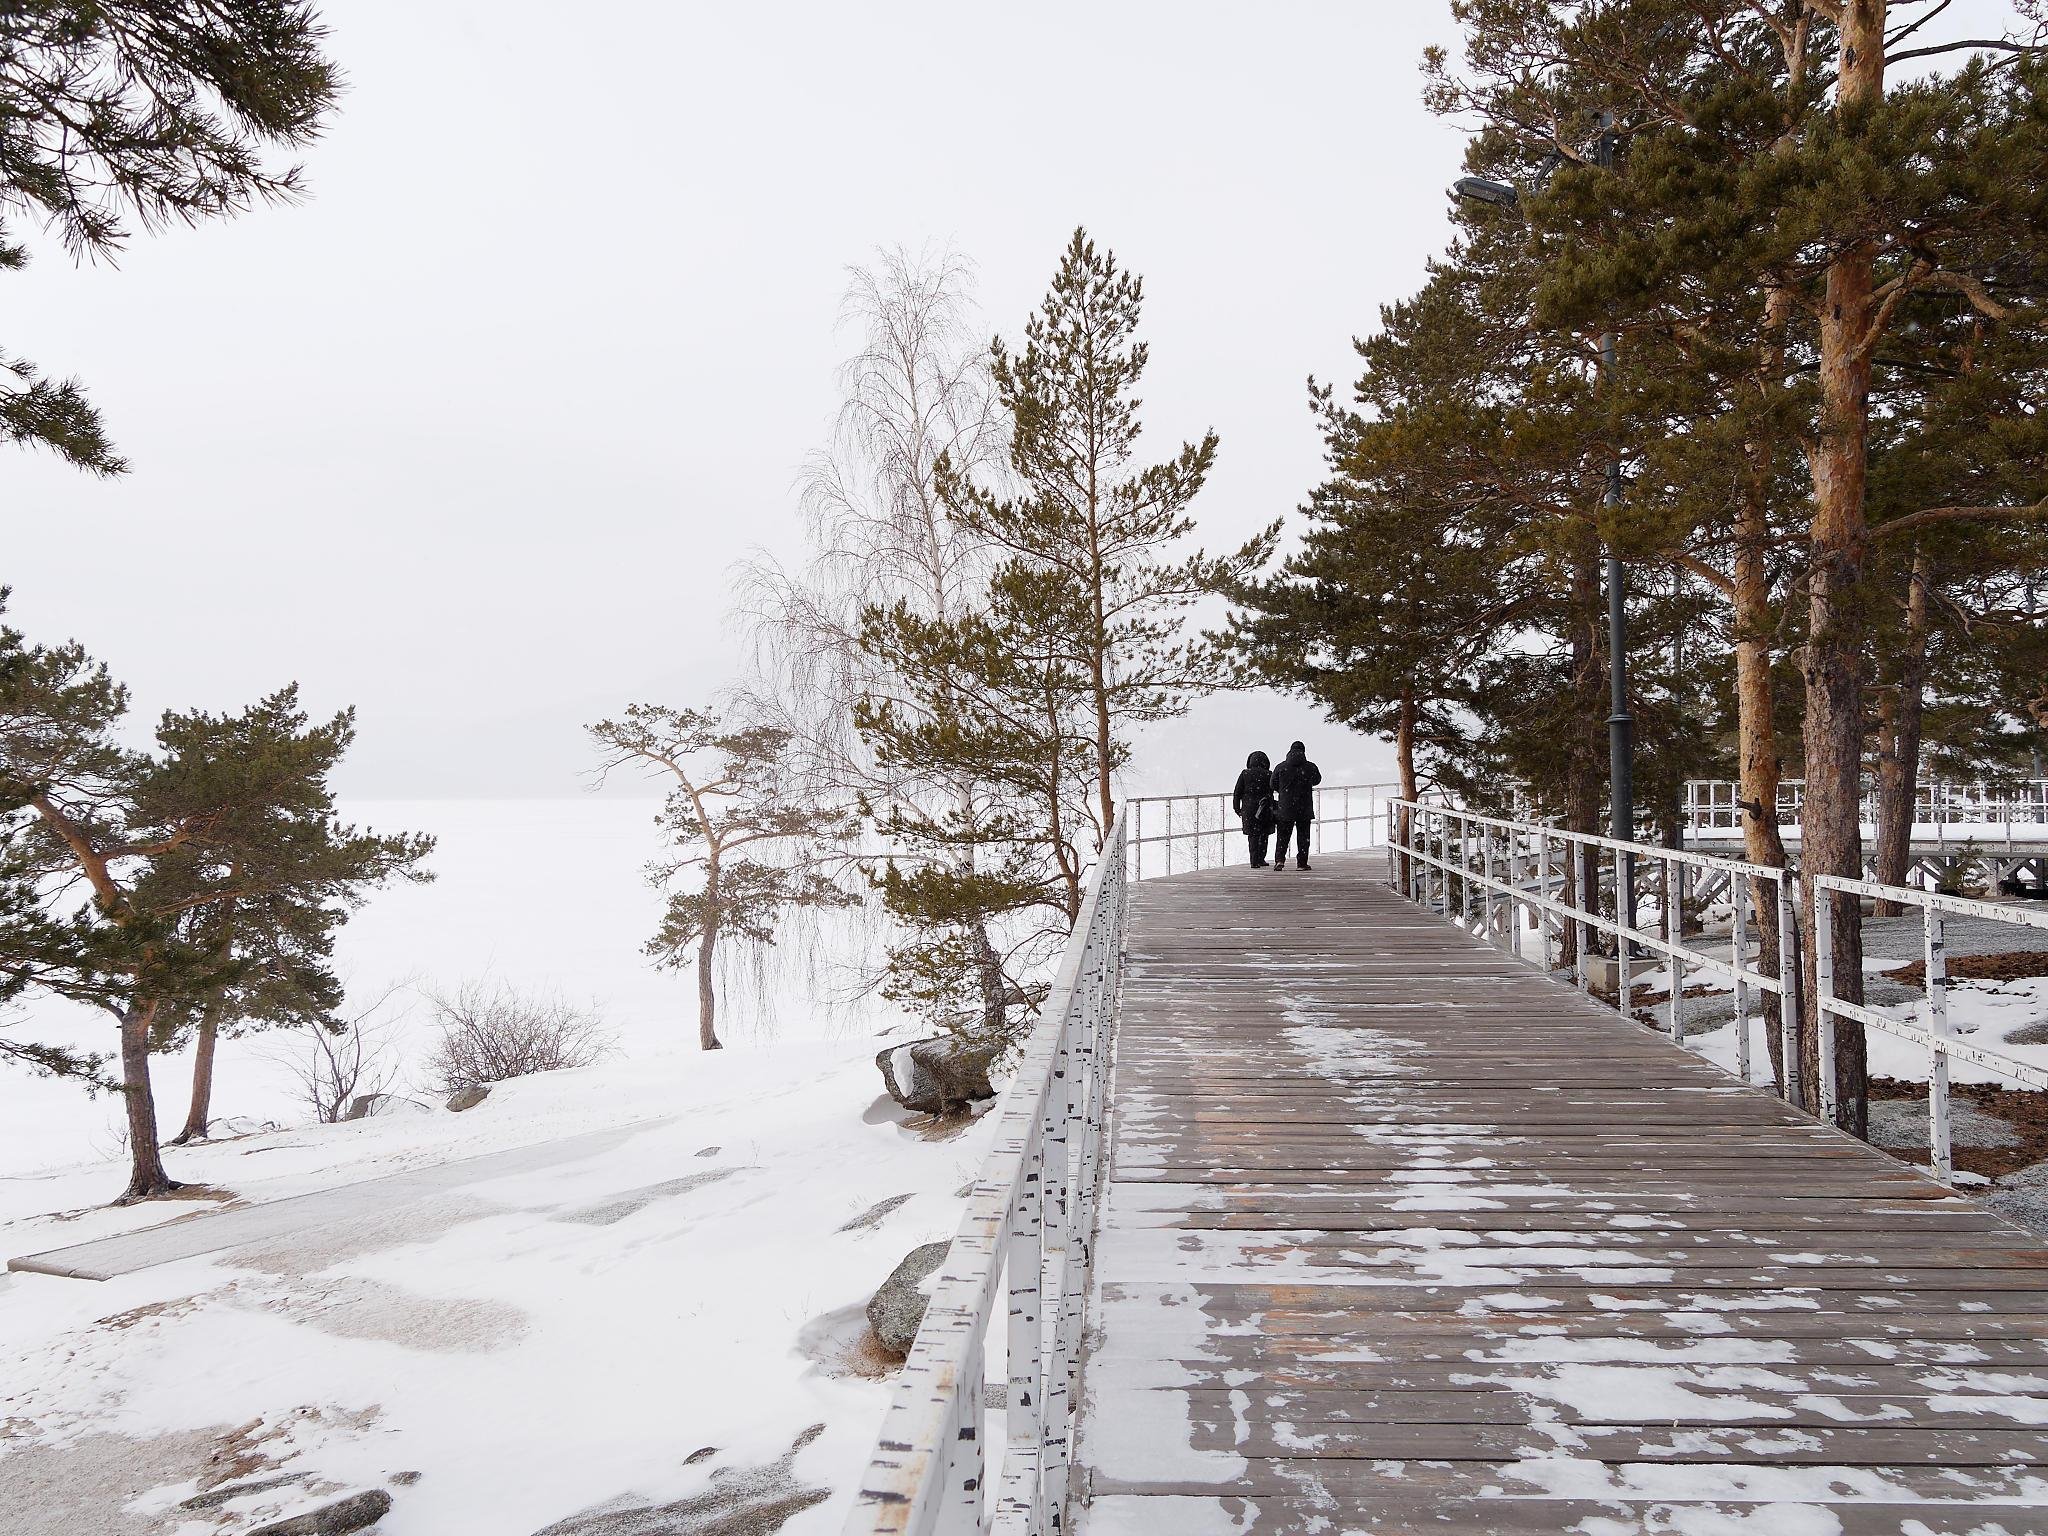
[1074,860,2048,1535]
[6,1120,665,1281]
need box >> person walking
[1271,739,1322,871]
[1232,750,1277,867]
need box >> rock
[532,1425,826,1535]
[1989,1162,2048,1239]
[685,1446,718,1465]
[866,1241,949,1357]
[837,1192,913,1233]
[695,1145,721,1158]
[179,1473,308,1511]
[445,1084,492,1113]
[1868,1098,2021,1153]
[247,1489,393,1536]
[875,1036,999,1116]
[345,1093,427,1121]
[389,1471,422,1486]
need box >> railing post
[1483,827,1499,949]
[1666,858,1686,1048]
[1777,874,1801,1111]
[1612,845,1632,1013]
[1816,885,1837,1125]
[1006,1123,1045,1522]
[1461,819,1475,933]
[1538,828,1554,970]
[1731,872,1751,1083]
[1573,839,1591,995]
[1133,799,1143,882]
[945,1329,986,1533]
[1510,827,1526,961]
[1926,903,1952,1184]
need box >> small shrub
[423,981,615,1094]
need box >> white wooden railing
[1684,778,2048,839]
[1392,799,2048,1183]
[843,814,1127,1536]
[1127,781,1401,878]
[1393,799,1803,1101]
[1813,875,2048,1183]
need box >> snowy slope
[0,1046,993,1535]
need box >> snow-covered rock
[866,1241,948,1356]
[875,1036,998,1116]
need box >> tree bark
[1798,0,1887,1136]
[973,921,1008,1041]
[172,1010,220,1144]
[1873,549,1931,913]
[698,858,722,1051]
[1566,537,1607,962]
[118,1003,177,1202]
[1733,442,1792,1093]
[1394,690,1418,895]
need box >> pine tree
[587,705,856,1050]
[0,603,432,1199]
[2,0,341,471]
[947,228,1276,836]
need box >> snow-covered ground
[2,797,882,1178]
[1,799,966,1535]
[1,1048,995,1535]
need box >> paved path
[1074,859,2048,1535]
[7,1120,667,1281]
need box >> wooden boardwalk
[1073,856,2048,1535]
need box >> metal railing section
[1393,800,2048,1186]
[1684,778,2048,838]
[1813,875,2048,1183]
[1391,799,1803,1105]
[1127,781,1401,879]
[843,814,1127,1536]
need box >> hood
[1284,744,1308,762]
[1246,751,1270,770]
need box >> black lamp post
[1454,135,1637,928]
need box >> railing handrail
[1125,781,1407,880]
[844,813,1127,1536]
[1388,797,2048,1186]
[1812,871,2048,1180]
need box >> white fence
[1392,798,2048,1183]
[843,815,1127,1536]
[1127,781,1400,878]
[1813,875,2048,1183]
[1393,799,1802,1101]
[1684,778,2048,840]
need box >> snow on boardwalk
[1074,859,2048,1535]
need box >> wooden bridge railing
[1126,780,1401,879]
[842,814,1127,1536]
[1392,797,2048,1185]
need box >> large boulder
[875,1036,999,1117]
[246,1490,392,1536]
[866,1241,949,1357]
[445,1084,492,1113]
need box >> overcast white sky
[8,2,1485,797]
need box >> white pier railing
[1391,798,2048,1184]
[843,815,1127,1536]
[1127,781,1400,879]
[1813,875,2048,1183]
[1684,778,2048,839]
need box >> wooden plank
[1072,858,2048,1534]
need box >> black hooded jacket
[1232,751,1275,831]
[1272,744,1322,818]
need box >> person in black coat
[1232,750,1277,867]
[1271,739,1322,870]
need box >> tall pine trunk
[1873,550,1931,914]
[1734,426,1791,1093]
[118,1002,176,1202]
[1566,537,1607,963]
[173,1009,221,1144]
[1394,691,1418,897]
[698,860,722,1051]
[1798,0,1887,1135]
